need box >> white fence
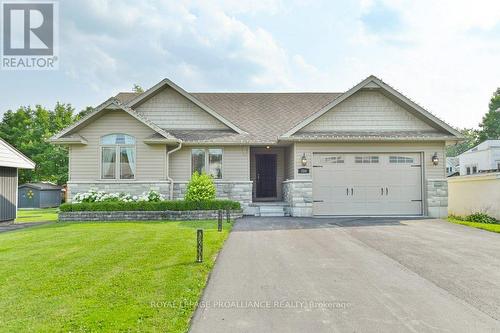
[448,172,500,219]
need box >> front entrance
[255,154,277,199]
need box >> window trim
[190,147,224,179]
[100,134,136,180]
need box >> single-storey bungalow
[51,75,462,217]
[0,138,35,222]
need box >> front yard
[0,221,230,332]
[15,208,59,223]
[448,216,500,234]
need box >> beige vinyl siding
[250,147,285,199]
[285,145,294,180]
[294,142,446,181]
[300,90,438,132]
[169,146,249,181]
[135,87,229,130]
[70,110,166,181]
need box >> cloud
[2,0,499,129]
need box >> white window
[101,134,136,179]
[355,156,379,164]
[191,148,223,179]
[466,167,471,175]
[389,156,414,164]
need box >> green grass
[448,217,500,234]
[0,221,231,332]
[15,208,59,223]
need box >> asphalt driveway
[190,217,500,332]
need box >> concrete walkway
[190,217,500,333]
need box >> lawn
[15,208,59,223]
[448,217,500,234]
[0,221,231,332]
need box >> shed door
[313,153,422,216]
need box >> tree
[478,88,500,142]
[75,106,93,120]
[133,84,144,93]
[0,103,76,184]
[446,128,479,157]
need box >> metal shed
[18,183,63,208]
[0,138,35,222]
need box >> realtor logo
[1,1,58,70]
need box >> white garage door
[313,153,422,216]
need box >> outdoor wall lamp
[301,153,308,166]
[432,152,439,166]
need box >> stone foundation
[426,179,448,218]
[283,180,313,217]
[59,210,243,222]
[173,181,253,214]
[68,181,253,214]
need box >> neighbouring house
[458,140,500,176]
[0,138,35,222]
[446,157,460,177]
[18,182,63,209]
[50,75,462,217]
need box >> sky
[1,0,500,129]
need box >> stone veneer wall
[283,180,313,217]
[67,181,253,214]
[173,181,253,214]
[59,210,244,222]
[426,179,448,218]
[67,182,171,201]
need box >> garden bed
[59,209,243,222]
[58,200,242,222]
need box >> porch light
[431,153,439,166]
[266,145,270,149]
[301,153,308,166]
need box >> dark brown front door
[256,154,277,198]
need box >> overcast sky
[1,0,500,129]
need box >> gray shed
[18,183,63,208]
[0,138,35,222]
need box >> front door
[256,154,277,198]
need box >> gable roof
[125,79,246,134]
[0,138,35,169]
[116,92,342,143]
[109,75,463,144]
[50,98,179,144]
[281,75,463,138]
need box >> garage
[0,138,35,222]
[312,153,422,216]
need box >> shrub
[466,212,499,224]
[185,172,216,202]
[73,190,164,203]
[59,200,241,212]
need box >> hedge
[60,200,241,212]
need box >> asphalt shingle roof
[116,92,342,143]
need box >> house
[0,138,35,222]
[18,182,63,209]
[446,157,460,177]
[458,140,500,175]
[51,75,462,218]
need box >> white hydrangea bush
[73,189,165,203]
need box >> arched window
[100,134,136,180]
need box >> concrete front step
[251,202,289,217]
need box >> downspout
[166,140,183,200]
